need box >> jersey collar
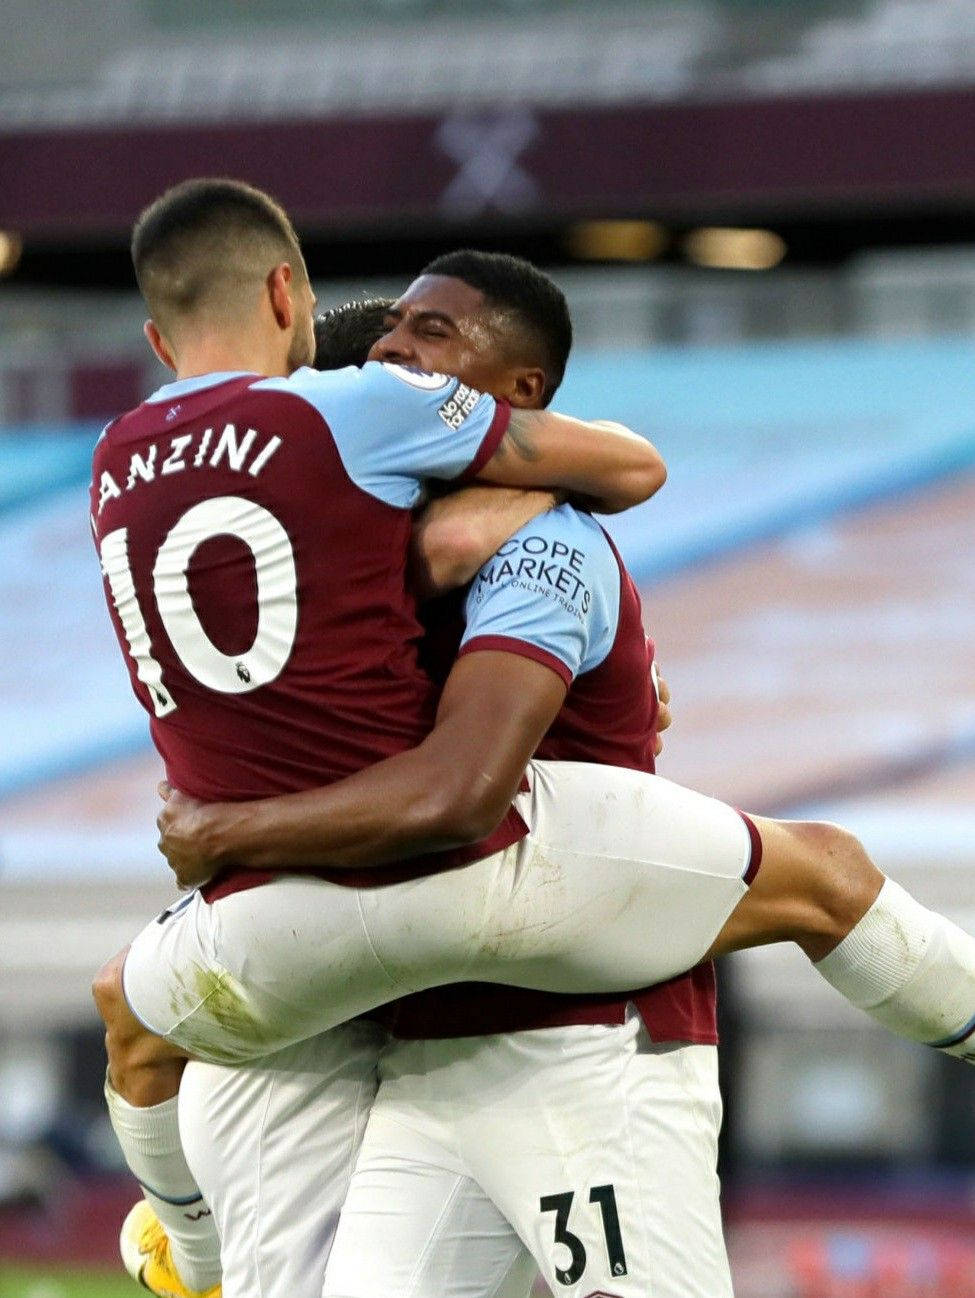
[144,371,259,404]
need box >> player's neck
[171,330,290,382]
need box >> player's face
[367,276,522,400]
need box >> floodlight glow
[684,227,786,271]
[0,231,23,276]
[568,219,668,262]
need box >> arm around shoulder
[475,409,666,514]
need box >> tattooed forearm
[501,409,544,462]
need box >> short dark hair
[314,298,394,370]
[131,177,306,330]
[420,250,572,405]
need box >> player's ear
[267,263,295,331]
[144,320,176,373]
[507,366,547,409]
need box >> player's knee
[92,949,157,1058]
[714,816,885,960]
[793,819,877,888]
[788,819,883,946]
[92,949,129,1027]
[94,950,184,1100]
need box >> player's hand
[653,669,672,759]
[157,781,218,890]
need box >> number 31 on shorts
[540,1184,627,1286]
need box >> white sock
[815,878,975,1060]
[105,1078,222,1290]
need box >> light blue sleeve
[460,506,621,682]
[255,361,504,508]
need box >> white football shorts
[124,761,754,1065]
[178,1024,541,1298]
[322,1019,731,1298]
[177,1023,385,1298]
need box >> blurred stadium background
[2,0,975,1294]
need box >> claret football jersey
[91,361,509,801]
[382,505,721,1044]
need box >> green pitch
[0,1265,137,1298]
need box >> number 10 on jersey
[98,496,299,717]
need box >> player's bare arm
[157,651,567,889]
[411,483,560,597]
[475,408,665,514]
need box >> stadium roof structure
[5,0,975,245]
[4,85,975,247]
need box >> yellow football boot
[120,1199,222,1298]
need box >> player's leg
[321,1088,537,1298]
[709,813,975,1057]
[431,762,975,1065]
[92,947,221,1295]
[121,773,751,1066]
[707,815,883,961]
[178,1023,385,1298]
[120,874,413,1065]
[325,1022,730,1298]
[361,762,757,998]
[494,763,975,1062]
[95,876,405,1290]
[119,760,975,1068]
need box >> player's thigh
[122,879,404,1062]
[409,1025,732,1298]
[178,1022,385,1298]
[125,765,756,1059]
[321,1106,535,1298]
[522,762,755,986]
[361,761,754,995]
